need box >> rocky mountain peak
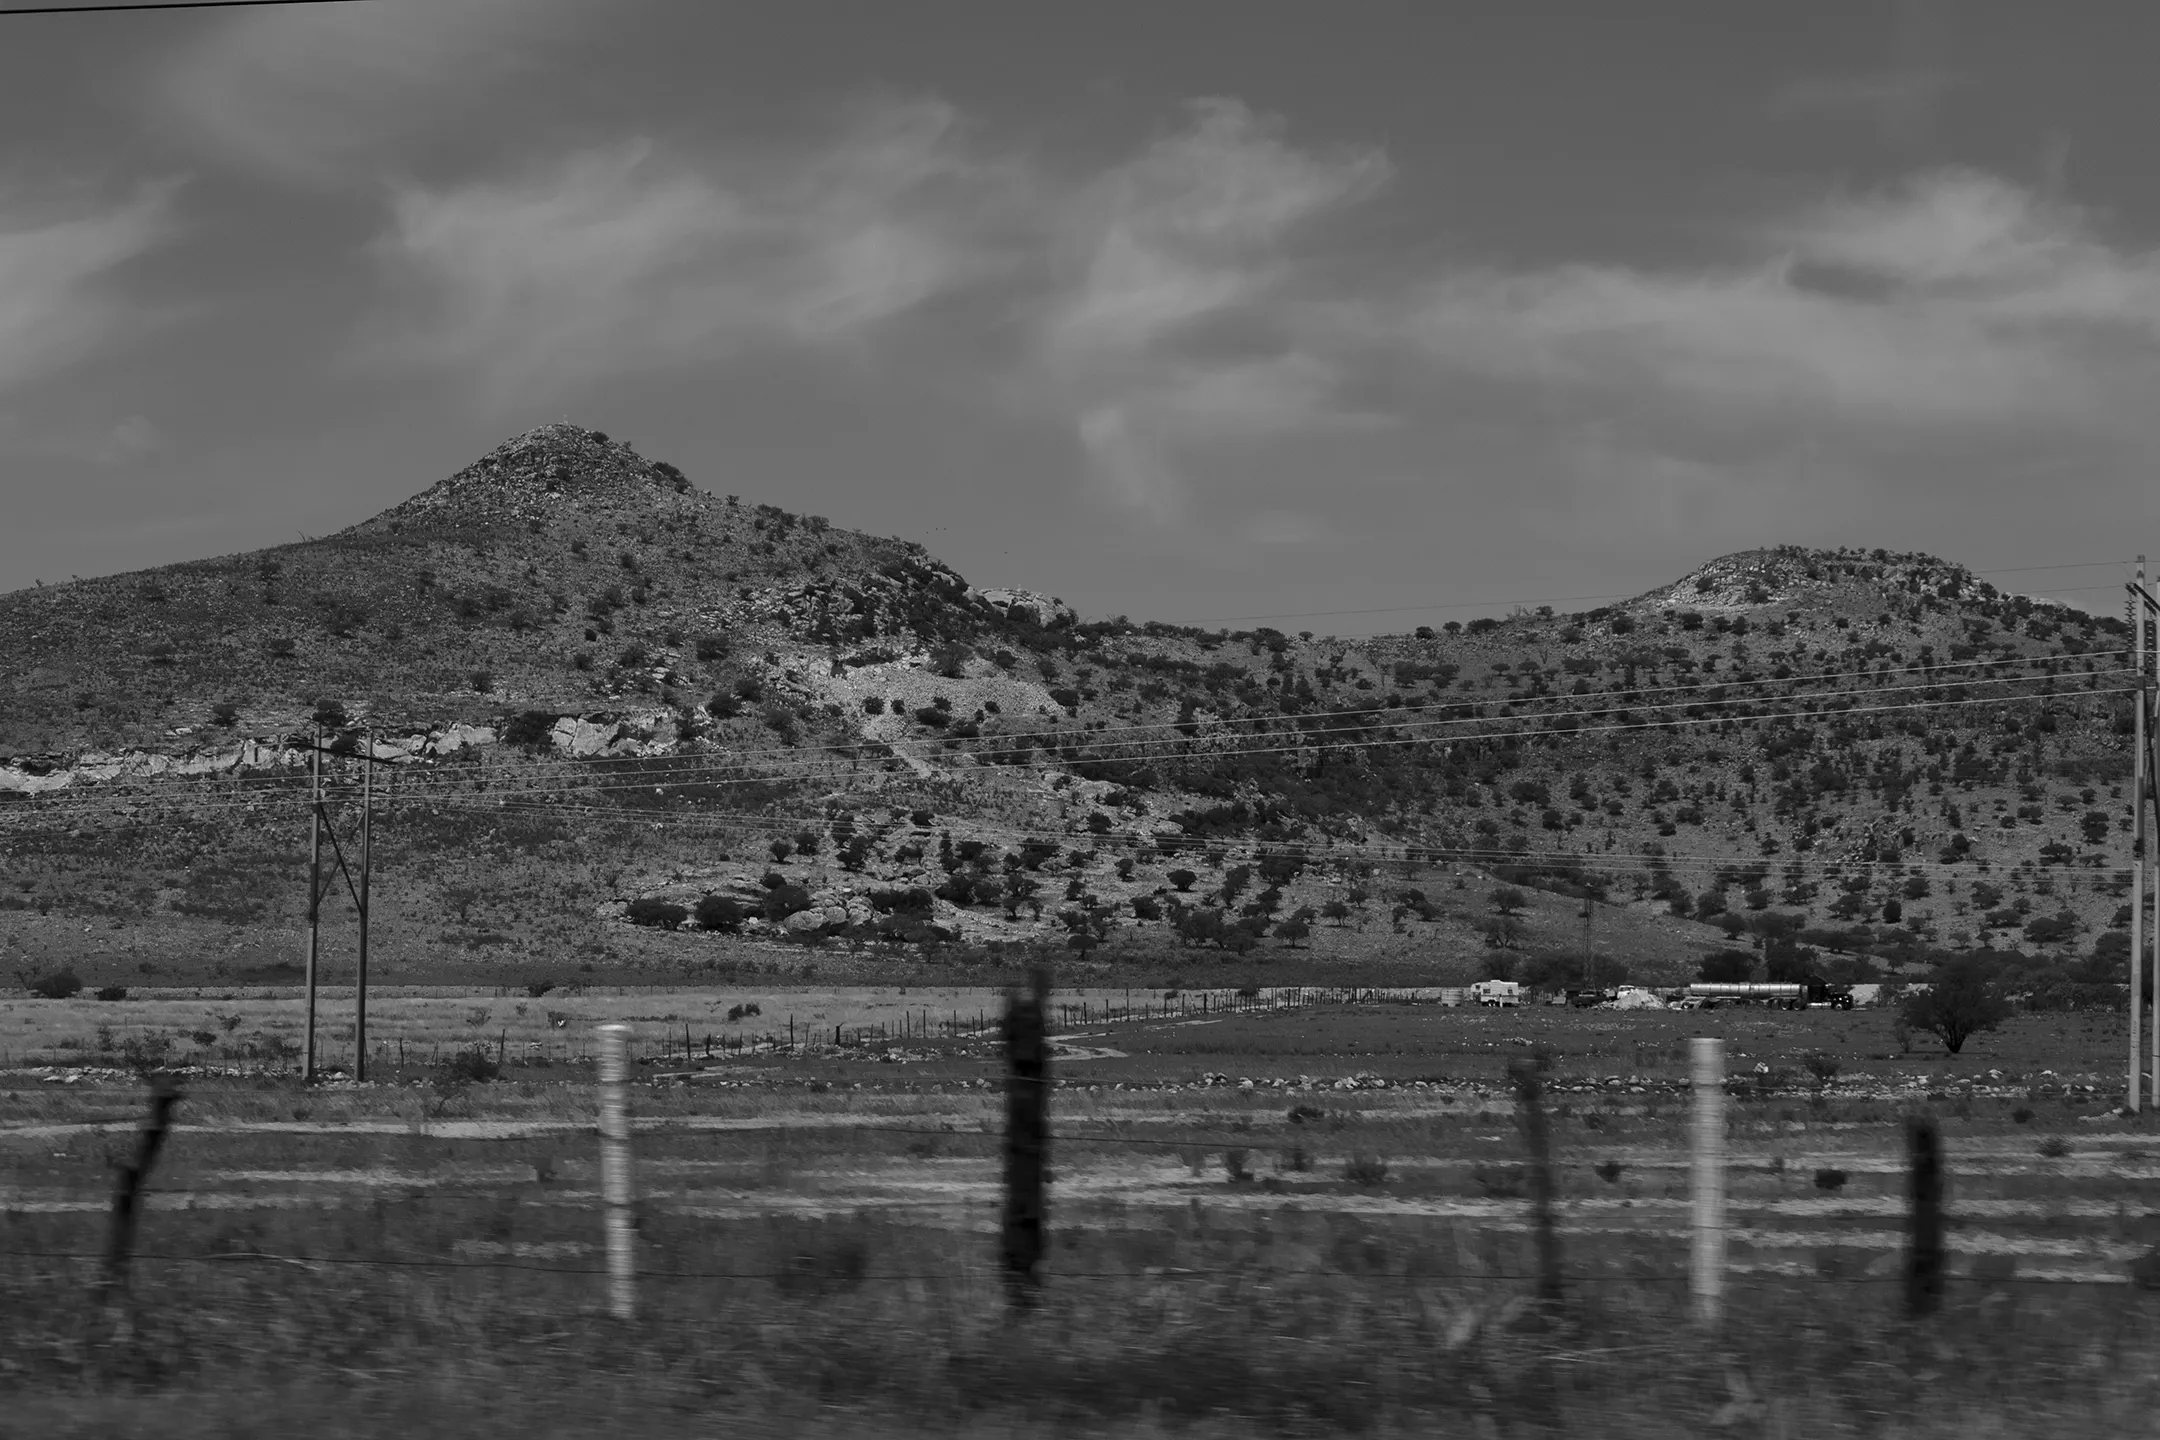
[373,423,700,533]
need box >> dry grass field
[6,986,2160,1437]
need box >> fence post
[1907,1114,1944,1318]
[1001,964,1051,1308]
[1509,1057,1564,1312]
[1690,1037,1726,1328]
[596,1023,636,1322]
[102,1075,181,1310]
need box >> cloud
[357,101,1027,406]
[0,183,177,396]
[1403,168,2160,434]
[1769,68,1960,146]
[157,0,584,185]
[1036,98,1392,512]
[85,415,165,466]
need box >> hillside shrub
[501,711,557,751]
[694,896,747,933]
[1698,950,1754,983]
[95,985,128,1002]
[625,897,687,930]
[17,968,82,999]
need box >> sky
[3,0,2160,633]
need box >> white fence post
[1690,1036,1726,1328]
[597,1023,636,1321]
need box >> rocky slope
[0,425,2139,993]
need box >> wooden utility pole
[1001,965,1051,1307]
[1689,1037,1726,1328]
[2137,561,2150,1113]
[597,1023,636,1321]
[355,731,372,1082]
[303,723,322,1085]
[1906,1115,1944,1318]
[1510,1057,1564,1313]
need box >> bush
[1342,1155,1389,1187]
[17,968,82,999]
[863,696,886,715]
[501,710,557,751]
[1167,868,1197,892]
[440,1047,500,1084]
[769,839,795,863]
[94,985,129,1002]
[468,670,494,693]
[625,897,688,930]
[1901,958,2013,1054]
[1698,950,1754,983]
[694,895,747,933]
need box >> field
[6,992,2160,1438]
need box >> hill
[0,425,2140,998]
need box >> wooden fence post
[1001,965,1051,1308]
[102,1075,181,1308]
[1510,1057,1564,1312]
[1907,1114,1944,1318]
[1690,1037,1726,1328]
[596,1023,636,1321]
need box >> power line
[3,678,2133,839]
[4,648,2117,806]
[0,0,369,14]
[3,677,2130,830]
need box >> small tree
[1167,868,1198,893]
[1698,949,1754,983]
[1902,958,2012,1055]
[694,895,746,933]
[1274,918,1311,947]
[769,838,794,864]
[625,897,687,930]
[17,968,83,1000]
[1490,886,1527,916]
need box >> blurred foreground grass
[7,1194,2160,1439]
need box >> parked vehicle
[1684,981,1855,1011]
[1470,979,1523,1007]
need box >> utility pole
[2135,561,2152,1112]
[303,722,323,1086]
[355,730,372,1083]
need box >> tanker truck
[1684,981,1855,1011]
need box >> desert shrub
[501,711,557,751]
[769,839,795,863]
[863,696,886,715]
[1343,1155,1389,1187]
[439,1047,500,1084]
[694,895,747,933]
[1901,958,2013,1054]
[94,985,129,1002]
[625,897,688,930]
[17,968,82,1000]
[1131,895,1163,921]
[468,670,494,693]
[1698,950,1754,983]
